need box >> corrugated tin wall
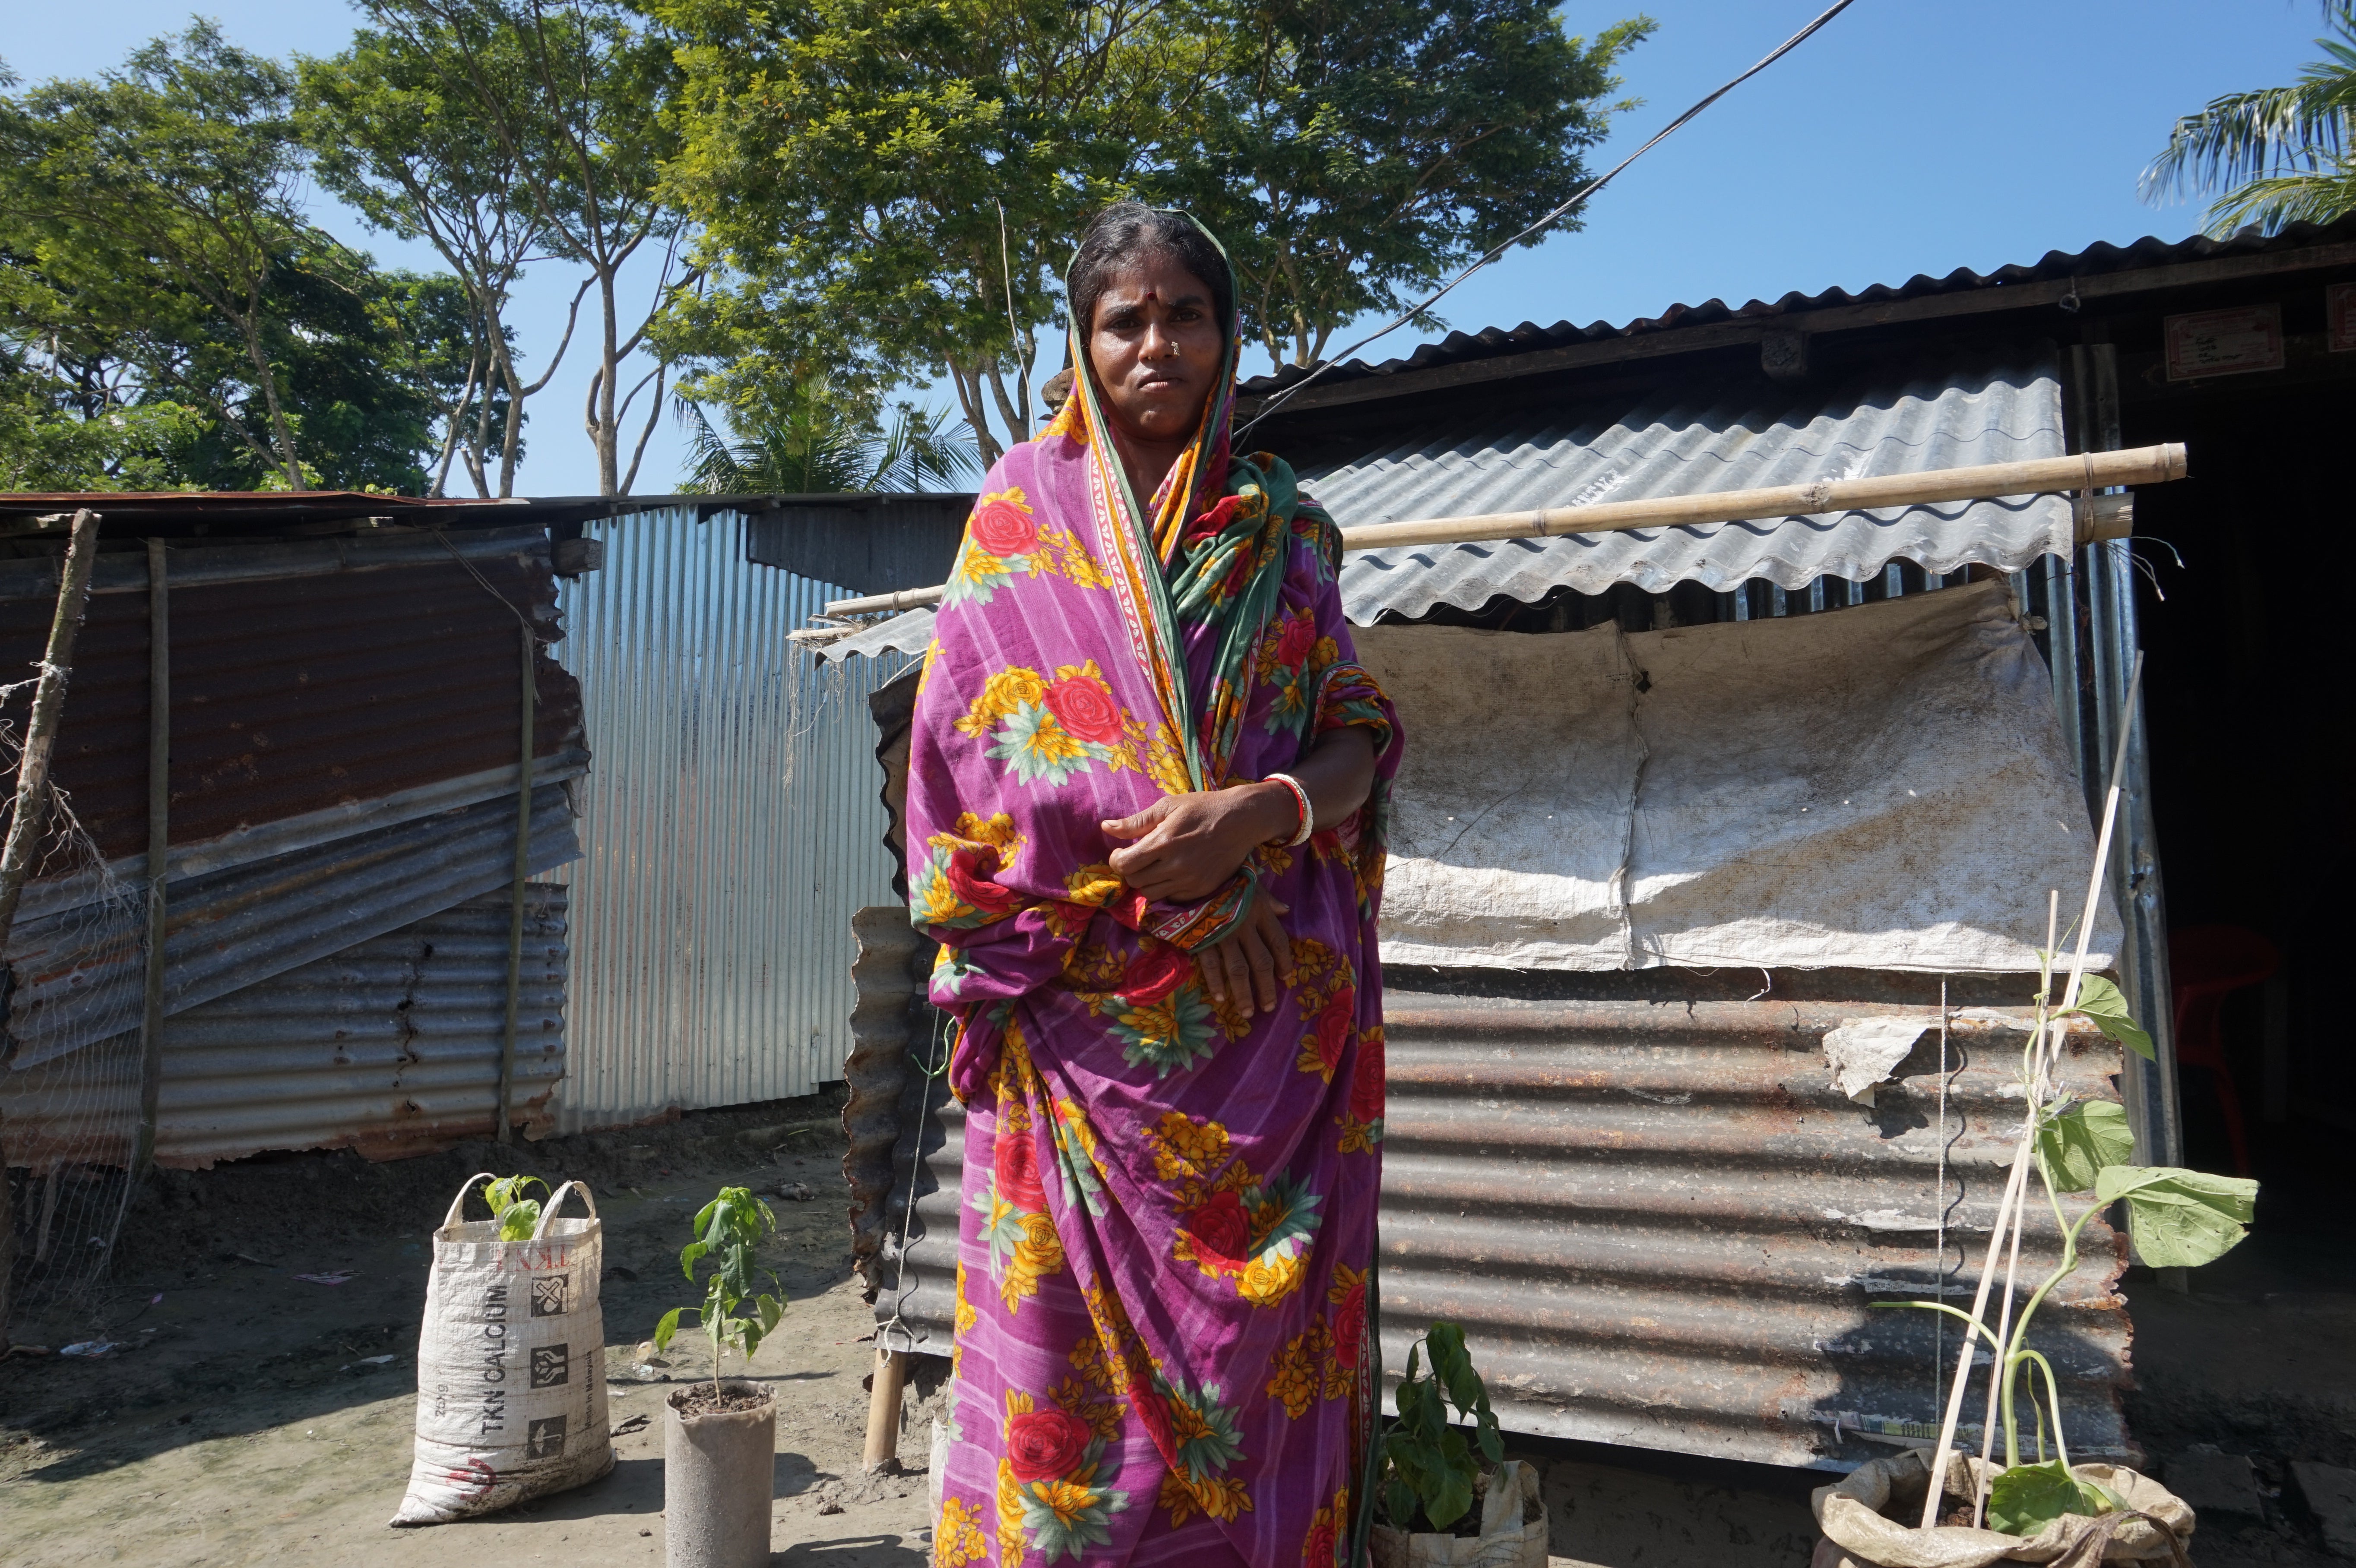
[553,509,912,1130]
[861,970,2135,1472]
[0,887,567,1169]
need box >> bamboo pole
[135,540,170,1175]
[1916,652,2146,1527]
[818,445,2181,619]
[0,510,104,1347]
[862,1344,907,1473]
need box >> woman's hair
[1069,201,1233,342]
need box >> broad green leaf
[496,1198,542,1242]
[483,1174,547,1220]
[679,1238,709,1281]
[653,1305,687,1354]
[2036,1100,2135,1194]
[2095,1165,2259,1268]
[1383,1478,1417,1527]
[1423,1428,1476,1529]
[1986,1460,2107,1536]
[2062,976,2153,1060]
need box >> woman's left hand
[1197,895,1294,1015]
[1100,784,1295,902]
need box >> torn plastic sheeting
[1822,1018,1939,1105]
[1354,578,2122,973]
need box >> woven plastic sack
[1811,1450,2194,1567]
[1371,1460,1549,1568]
[391,1176,613,1524]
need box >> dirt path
[3,1098,931,1567]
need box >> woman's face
[1086,252,1223,447]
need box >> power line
[1234,0,1865,441]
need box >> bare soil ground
[1,1094,931,1568]
[8,1092,2350,1568]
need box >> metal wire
[1236,0,1865,441]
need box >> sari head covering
[905,207,1402,1568]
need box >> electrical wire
[1235,0,1865,442]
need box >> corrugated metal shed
[552,510,913,1130]
[863,968,2133,1470]
[0,888,567,1168]
[744,496,972,597]
[1313,355,2069,622]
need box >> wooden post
[862,1343,908,1473]
[0,509,104,1346]
[135,540,170,1175]
[497,621,535,1145]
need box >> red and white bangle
[1264,772,1314,847]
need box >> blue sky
[4,2,2335,494]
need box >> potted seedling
[1812,939,2249,1567]
[655,1186,787,1568]
[1368,1322,1548,1568]
[483,1174,546,1239]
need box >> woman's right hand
[1196,895,1293,1015]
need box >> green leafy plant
[1881,948,2258,1538]
[1378,1321,1503,1532]
[482,1174,545,1241]
[653,1185,786,1400]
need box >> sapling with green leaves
[483,1175,546,1241]
[1378,1321,1504,1532]
[654,1186,787,1401]
[1880,939,2258,1536]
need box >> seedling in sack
[654,1186,786,1399]
[1378,1321,1504,1532]
[483,1175,547,1242]
[1878,949,2258,1537]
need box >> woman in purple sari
[906,203,1402,1568]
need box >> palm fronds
[2141,2,2356,235]
[676,376,978,495]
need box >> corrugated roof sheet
[4,783,578,1070]
[0,887,567,1168]
[815,606,937,665]
[1312,354,2070,622]
[864,971,2134,1471]
[1238,215,2356,405]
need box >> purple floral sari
[904,275,1402,1567]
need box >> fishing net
[0,677,153,1321]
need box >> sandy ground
[7,1094,2353,1568]
[3,1098,931,1568]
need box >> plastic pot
[1370,1459,1549,1568]
[663,1379,775,1568]
[1810,1449,2195,1567]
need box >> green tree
[356,0,696,495]
[297,19,572,496]
[0,23,316,486]
[676,374,978,493]
[2142,1,2355,235]
[649,0,1202,465]
[1161,0,1652,367]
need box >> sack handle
[443,1172,498,1231]
[531,1179,598,1239]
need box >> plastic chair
[2166,924,2280,1176]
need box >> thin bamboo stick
[817,446,2180,619]
[1916,651,2147,1527]
[0,509,103,1348]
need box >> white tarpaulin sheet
[1358,579,2119,972]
